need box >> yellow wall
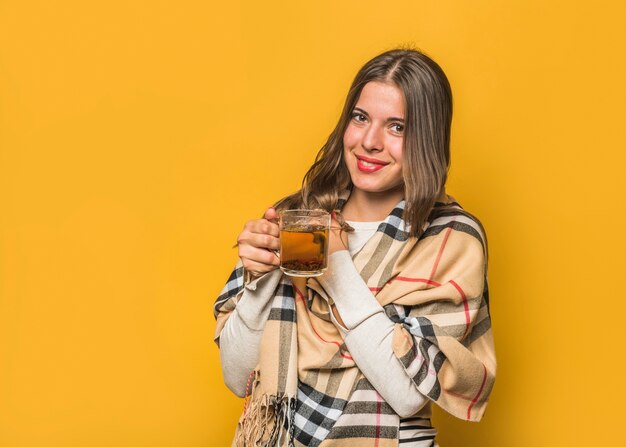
[1,1,625,446]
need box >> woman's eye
[391,123,404,134]
[352,113,367,122]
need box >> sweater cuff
[317,250,384,330]
[235,268,282,331]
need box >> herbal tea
[280,225,328,277]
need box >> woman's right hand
[237,207,281,279]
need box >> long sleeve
[215,267,283,397]
[317,251,428,418]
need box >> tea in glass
[279,210,330,277]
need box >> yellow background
[1,1,625,446]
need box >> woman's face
[343,81,405,197]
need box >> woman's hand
[328,212,350,255]
[237,207,281,279]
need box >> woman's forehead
[355,81,405,117]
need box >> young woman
[214,48,496,447]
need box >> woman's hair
[274,47,453,238]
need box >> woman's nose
[362,124,384,152]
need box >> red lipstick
[355,154,388,173]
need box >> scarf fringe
[235,374,296,447]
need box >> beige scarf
[214,194,496,446]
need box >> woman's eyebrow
[354,107,404,122]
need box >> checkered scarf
[214,194,495,447]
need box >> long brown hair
[274,48,453,238]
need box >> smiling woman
[343,81,406,214]
[213,48,496,447]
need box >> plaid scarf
[214,193,496,447]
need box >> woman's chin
[351,182,404,196]
[352,178,404,195]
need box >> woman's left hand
[328,212,349,255]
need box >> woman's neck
[341,187,404,222]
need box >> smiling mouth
[355,154,389,165]
[359,160,382,167]
[355,154,388,173]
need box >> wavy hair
[274,48,453,238]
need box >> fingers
[237,211,281,273]
[241,246,280,277]
[241,217,279,241]
[264,206,279,223]
[243,258,280,277]
[239,243,281,267]
[243,216,280,238]
[238,228,280,251]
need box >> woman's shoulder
[424,195,488,253]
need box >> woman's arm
[214,206,282,397]
[323,218,496,422]
[216,268,283,397]
[317,251,428,418]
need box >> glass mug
[278,210,331,277]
